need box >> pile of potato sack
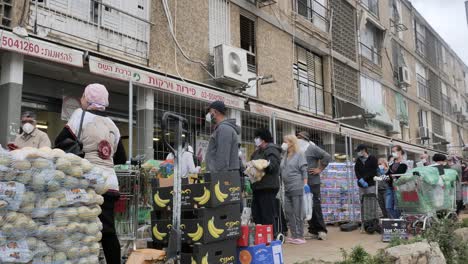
[0,147,110,264]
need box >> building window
[441,82,452,115]
[294,45,324,114]
[390,0,403,39]
[240,15,256,73]
[418,110,429,128]
[444,120,452,142]
[361,0,379,17]
[360,22,382,66]
[395,93,409,124]
[415,19,426,57]
[360,75,384,114]
[297,0,328,32]
[416,62,429,101]
[209,0,230,54]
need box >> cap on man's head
[355,144,368,152]
[208,100,226,114]
[21,111,37,120]
[297,131,310,141]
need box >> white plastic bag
[303,191,313,221]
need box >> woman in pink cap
[55,83,126,263]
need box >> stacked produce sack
[0,147,109,264]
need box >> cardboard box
[152,204,241,244]
[237,225,273,247]
[237,241,284,264]
[181,239,237,264]
[152,171,241,211]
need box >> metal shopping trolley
[115,169,140,258]
[393,169,457,235]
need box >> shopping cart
[115,168,140,258]
[393,169,457,235]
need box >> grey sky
[409,0,468,65]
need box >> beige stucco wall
[255,18,295,109]
[150,0,210,82]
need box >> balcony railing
[360,42,381,66]
[28,0,150,63]
[297,0,329,32]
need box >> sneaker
[305,233,318,240]
[285,237,295,243]
[291,238,307,245]
[318,232,327,241]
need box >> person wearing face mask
[250,128,282,235]
[280,135,308,244]
[204,100,240,173]
[354,144,378,192]
[54,83,126,264]
[385,145,408,219]
[10,111,51,150]
[376,158,389,218]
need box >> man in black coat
[250,128,282,235]
[354,144,378,194]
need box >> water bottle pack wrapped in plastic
[0,146,109,264]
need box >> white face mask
[281,143,289,152]
[238,150,242,158]
[22,123,35,134]
[254,137,262,147]
[205,112,213,123]
[378,165,385,170]
[392,152,399,158]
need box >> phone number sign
[0,30,84,67]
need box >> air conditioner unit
[388,119,402,135]
[418,126,430,140]
[214,44,249,87]
[398,66,411,87]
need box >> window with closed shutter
[240,15,256,73]
[294,45,324,114]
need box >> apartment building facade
[0,0,465,161]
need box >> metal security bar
[28,0,150,63]
[297,0,329,32]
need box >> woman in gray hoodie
[280,135,308,245]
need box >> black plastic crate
[152,204,241,244]
[152,171,241,211]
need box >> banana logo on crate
[191,253,209,264]
[152,224,166,241]
[194,187,211,205]
[208,217,224,238]
[153,191,170,208]
[187,223,204,241]
[214,181,229,202]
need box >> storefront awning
[88,56,245,110]
[248,102,340,134]
[341,126,391,147]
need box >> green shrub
[335,246,391,264]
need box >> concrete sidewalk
[283,226,387,263]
